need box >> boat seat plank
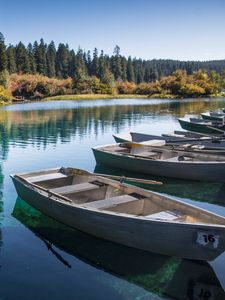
[145,210,184,221]
[83,194,138,209]
[133,151,158,158]
[27,172,67,183]
[50,182,99,195]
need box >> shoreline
[43,94,148,101]
[2,92,225,106]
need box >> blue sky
[1,0,225,61]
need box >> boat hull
[178,119,225,135]
[92,147,225,182]
[201,113,223,122]
[12,176,225,261]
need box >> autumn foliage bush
[154,70,220,98]
[10,74,73,99]
[117,81,137,94]
[0,85,11,102]
[1,69,223,102]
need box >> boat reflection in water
[12,197,225,300]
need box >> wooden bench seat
[131,151,158,158]
[27,172,67,183]
[83,194,138,209]
[145,210,184,221]
[50,182,99,195]
[137,151,158,158]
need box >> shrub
[117,81,137,94]
[10,74,73,99]
[0,85,11,102]
[136,82,162,95]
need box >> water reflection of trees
[12,197,225,299]
[0,165,4,254]
[0,99,224,159]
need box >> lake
[1,97,225,299]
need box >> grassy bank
[44,94,148,101]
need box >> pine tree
[27,43,36,73]
[127,56,135,82]
[144,67,150,82]
[15,42,30,73]
[86,50,92,76]
[68,49,76,77]
[6,45,17,74]
[91,48,99,76]
[113,45,120,57]
[149,67,158,81]
[56,43,70,78]
[75,47,87,76]
[121,57,127,81]
[111,45,122,80]
[35,39,47,75]
[98,50,107,81]
[0,32,7,72]
[46,41,56,77]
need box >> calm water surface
[1,98,225,299]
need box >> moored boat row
[10,107,225,262]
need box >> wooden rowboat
[178,118,225,135]
[201,112,225,122]
[113,132,225,154]
[10,167,225,261]
[113,132,207,143]
[92,143,225,182]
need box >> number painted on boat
[194,284,214,300]
[196,232,219,248]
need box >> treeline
[0,32,225,101]
[1,32,225,83]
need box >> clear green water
[1,98,225,299]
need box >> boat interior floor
[22,170,211,224]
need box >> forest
[0,32,225,102]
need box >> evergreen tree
[113,45,120,57]
[86,50,92,75]
[121,57,127,81]
[0,32,7,72]
[68,49,76,77]
[127,56,135,82]
[75,47,87,76]
[56,43,70,78]
[46,41,56,77]
[91,48,99,76]
[6,45,17,74]
[32,40,39,67]
[98,50,106,81]
[150,67,159,81]
[144,67,150,82]
[111,45,122,80]
[27,43,36,73]
[35,39,47,75]
[15,42,30,73]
